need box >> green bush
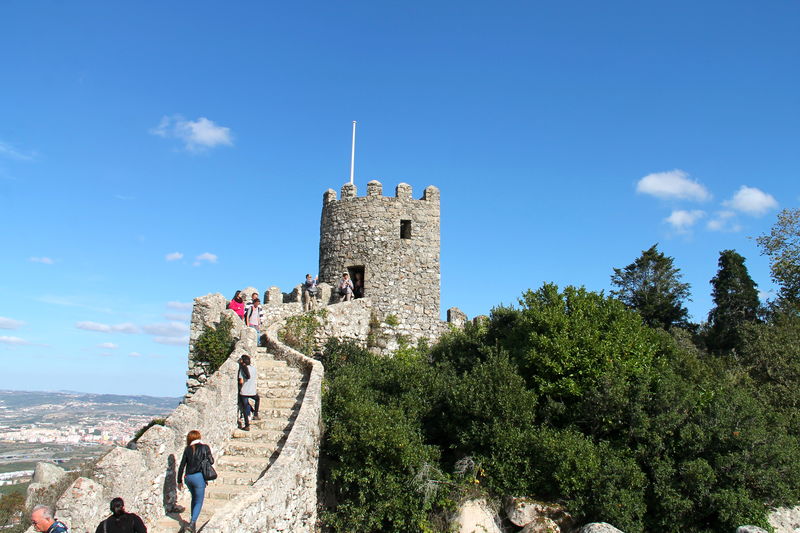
[193,315,235,374]
[132,418,166,442]
[279,309,326,355]
[321,342,452,532]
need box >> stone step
[256,356,288,365]
[246,416,295,430]
[231,420,291,440]
[225,439,279,457]
[207,484,252,501]
[258,387,303,399]
[216,469,262,486]
[260,397,299,409]
[258,376,308,389]
[215,455,269,472]
[254,407,294,419]
[258,368,304,379]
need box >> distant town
[0,390,178,492]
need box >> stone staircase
[152,347,308,532]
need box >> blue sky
[1,1,797,397]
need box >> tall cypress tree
[610,244,691,330]
[707,249,761,353]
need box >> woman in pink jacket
[228,290,245,320]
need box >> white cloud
[29,257,54,264]
[129,352,143,357]
[75,321,140,334]
[0,336,29,345]
[38,295,112,314]
[154,336,190,346]
[167,301,193,310]
[724,186,778,216]
[193,252,217,266]
[664,210,705,233]
[636,170,712,202]
[0,141,36,161]
[143,322,189,346]
[164,313,191,321]
[165,252,184,261]
[151,115,233,151]
[142,322,188,337]
[707,210,742,232]
[97,342,118,349]
[0,317,25,330]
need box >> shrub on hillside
[193,315,235,374]
[320,285,800,532]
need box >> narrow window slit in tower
[400,220,412,239]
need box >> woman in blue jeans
[176,429,214,533]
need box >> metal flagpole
[350,121,357,185]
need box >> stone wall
[38,308,257,532]
[318,181,441,339]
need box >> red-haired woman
[176,430,213,533]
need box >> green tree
[706,250,761,354]
[611,244,691,329]
[756,208,800,307]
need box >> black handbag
[200,446,217,481]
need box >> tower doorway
[347,265,365,298]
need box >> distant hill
[0,390,179,412]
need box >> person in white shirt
[237,355,259,431]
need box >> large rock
[769,506,800,533]
[506,497,574,532]
[579,524,625,533]
[454,499,501,533]
[25,462,68,508]
[32,462,66,485]
[521,516,559,533]
[52,476,105,533]
[736,527,768,533]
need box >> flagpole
[350,121,357,185]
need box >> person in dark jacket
[176,430,214,533]
[94,498,146,533]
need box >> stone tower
[319,180,440,336]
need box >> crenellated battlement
[322,180,440,205]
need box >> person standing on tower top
[303,274,318,311]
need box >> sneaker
[252,413,260,420]
[242,425,250,431]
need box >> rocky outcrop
[768,505,800,533]
[578,524,624,533]
[506,497,575,533]
[454,498,501,533]
[25,462,68,508]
